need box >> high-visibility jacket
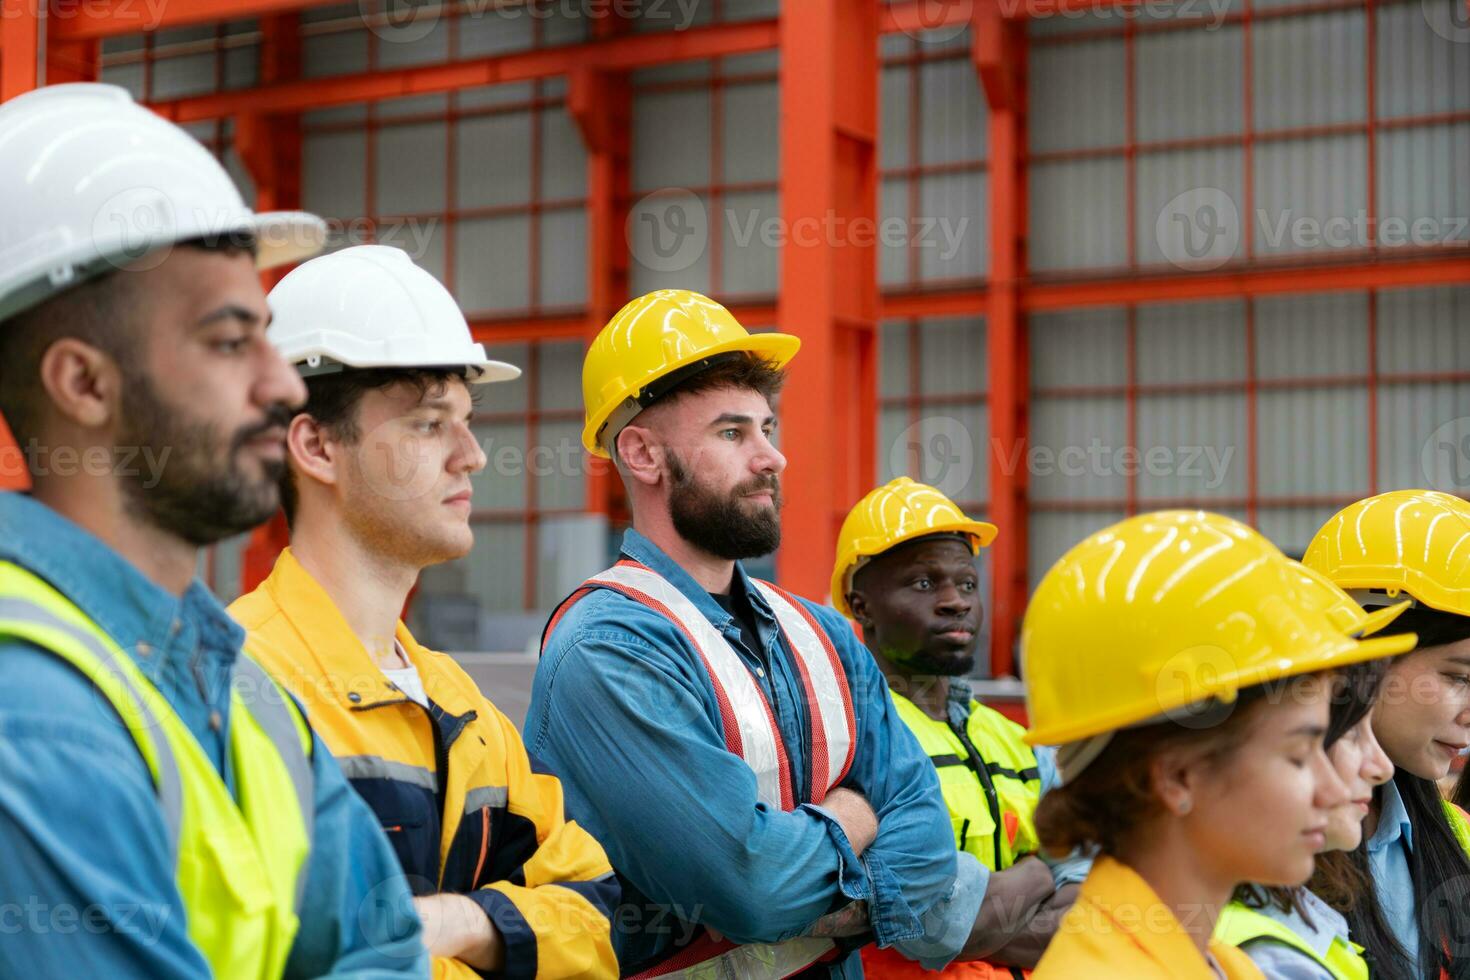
[232,548,619,980]
[1032,856,1264,980]
[543,559,859,979]
[0,560,314,980]
[1215,902,1367,980]
[863,692,1044,980]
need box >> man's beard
[667,450,782,560]
[117,374,292,546]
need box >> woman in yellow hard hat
[1303,489,1470,980]
[1214,564,1404,980]
[1021,511,1413,980]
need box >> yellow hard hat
[1303,490,1470,617]
[830,477,998,618]
[1021,510,1415,747]
[580,289,801,458]
[1290,560,1411,638]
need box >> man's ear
[847,590,875,631]
[615,424,664,488]
[286,413,339,491]
[37,338,122,430]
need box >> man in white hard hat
[232,245,620,979]
[528,290,983,978]
[0,85,425,975]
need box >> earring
[1177,799,1192,816]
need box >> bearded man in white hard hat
[0,85,425,976]
[231,245,620,979]
[527,289,984,978]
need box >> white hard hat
[267,245,521,384]
[0,83,327,322]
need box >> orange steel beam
[569,10,632,519]
[777,0,879,601]
[149,18,779,123]
[980,13,1029,678]
[50,0,340,40]
[0,0,40,101]
[239,12,305,594]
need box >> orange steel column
[975,5,1028,677]
[777,0,878,599]
[569,14,632,520]
[0,2,39,490]
[239,14,304,593]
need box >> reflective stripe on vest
[547,561,857,978]
[890,693,1042,872]
[0,562,314,980]
[1214,902,1368,980]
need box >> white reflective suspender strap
[751,582,857,800]
[587,562,793,810]
[630,934,837,980]
[0,597,185,862]
[231,653,316,913]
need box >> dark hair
[0,239,254,460]
[1236,660,1390,934]
[1339,606,1470,980]
[650,351,786,410]
[1035,683,1276,857]
[279,366,471,525]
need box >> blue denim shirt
[0,492,427,978]
[527,529,973,977]
[1235,886,1351,980]
[1366,777,1418,967]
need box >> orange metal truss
[3,0,1469,673]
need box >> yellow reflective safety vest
[1444,800,1470,856]
[889,691,1042,872]
[1214,902,1368,980]
[0,560,314,980]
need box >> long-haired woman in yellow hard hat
[1021,511,1413,980]
[1215,563,1404,980]
[1304,490,1470,980]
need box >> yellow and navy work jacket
[231,548,619,980]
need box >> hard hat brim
[253,211,329,271]
[583,330,801,458]
[1022,628,1417,747]
[830,519,999,618]
[1355,598,1411,637]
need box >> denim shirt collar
[1369,777,1415,854]
[1242,885,1348,959]
[618,527,778,637]
[0,492,243,685]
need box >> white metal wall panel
[480,343,530,412]
[723,81,780,184]
[1378,286,1470,373]
[542,109,589,200]
[879,179,910,286]
[920,57,988,163]
[375,121,448,216]
[539,210,588,307]
[1378,382,1470,492]
[881,63,910,170]
[1258,388,1370,496]
[1254,292,1369,379]
[456,216,532,312]
[1029,159,1129,271]
[1135,300,1245,384]
[918,173,989,280]
[1253,10,1367,129]
[458,10,536,56]
[1253,135,1369,257]
[374,17,449,68]
[1029,398,1130,503]
[1377,123,1470,251]
[464,523,528,612]
[303,131,368,220]
[1030,308,1128,387]
[920,318,989,395]
[1377,1,1470,118]
[460,113,535,207]
[1135,148,1246,268]
[535,419,586,512]
[632,89,712,190]
[721,190,780,295]
[1257,508,1333,559]
[1028,39,1126,152]
[303,11,369,77]
[1135,26,1244,142]
[879,321,909,396]
[1135,393,1247,500]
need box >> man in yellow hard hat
[1303,489,1470,979]
[0,85,425,975]
[230,246,619,979]
[528,290,983,978]
[833,478,1086,978]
